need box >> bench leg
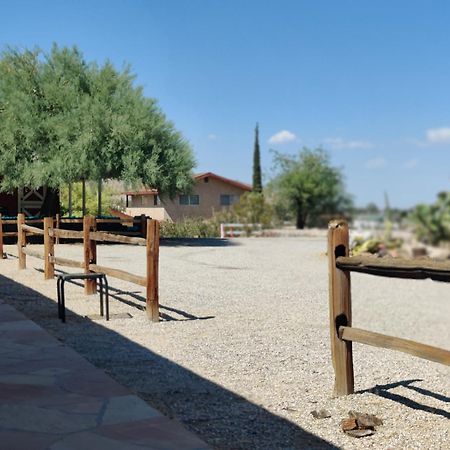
[57,278,62,320]
[104,277,109,321]
[99,278,104,317]
[61,280,66,323]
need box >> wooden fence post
[55,213,60,245]
[328,220,354,396]
[44,217,55,279]
[83,215,97,294]
[17,213,26,269]
[0,214,4,259]
[146,219,160,322]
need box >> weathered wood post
[17,213,26,269]
[0,214,4,259]
[83,215,97,294]
[55,213,60,245]
[44,217,55,279]
[146,219,160,322]
[328,220,354,396]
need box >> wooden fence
[328,219,450,396]
[219,223,262,238]
[13,213,160,322]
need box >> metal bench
[57,272,109,323]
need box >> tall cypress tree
[252,122,263,192]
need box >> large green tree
[270,147,352,229]
[0,45,195,198]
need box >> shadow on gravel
[42,268,216,322]
[359,379,450,419]
[0,273,336,450]
[160,238,240,247]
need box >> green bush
[409,192,450,245]
[160,218,219,238]
[213,192,275,228]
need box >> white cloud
[426,127,450,144]
[268,130,296,144]
[365,157,386,169]
[207,133,217,140]
[324,137,373,150]
[404,158,419,169]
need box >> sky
[1,0,450,208]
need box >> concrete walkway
[0,301,210,450]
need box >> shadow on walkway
[0,274,335,450]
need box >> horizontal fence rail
[49,229,84,240]
[89,263,147,286]
[220,223,262,238]
[50,256,84,269]
[21,224,45,236]
[22,247,45,259]
[89,231,146,246]
[336,255,450,282]
[328,219,450,396]
[9,213,160,322]
[339,326,450,366]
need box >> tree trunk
[296,208,307,229]
[39,189,60,217]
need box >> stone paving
[0,300,210,450]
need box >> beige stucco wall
[161,177,249,221]
[129,195,157,208]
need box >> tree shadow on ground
[358,379,450,419]
[0,273,336,450]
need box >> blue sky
[1,0,450,208]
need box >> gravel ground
[1,238,449,449]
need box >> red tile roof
[123,172,252,196]
[194,172,252,191]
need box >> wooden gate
[18,187,47,217]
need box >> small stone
[311,409,331,419]
[348,410,383,428]
[345,429,375,438]
[341,418,358,431]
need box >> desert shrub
[409,192,450,245]
[214,192,275,228]
[160,217,219,238]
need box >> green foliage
[214,191,274,227]
[0,45,195,195]
[352,236,403,256]
[409,191,450,245]
[160,218,219,238]
[269,147,353,229]
[252,123,262,193]
[59,182,124,216]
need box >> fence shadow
[0,273,336,449]
[40,267,216,322]
[160,238,240,248]
[358,379,450,419]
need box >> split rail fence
[328,219,450,396]
[7,213,160,322]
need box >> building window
[220,194,239,206]
[179,194,200,205]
